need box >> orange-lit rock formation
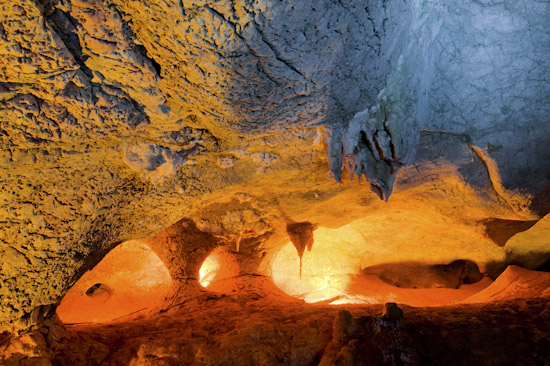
[1,0,550,365]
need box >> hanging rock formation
[287,222,318,279]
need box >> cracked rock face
[1,1,550,357]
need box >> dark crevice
[206,4,314,89]
[240,6,310,83]
[45,9,93,78]
[254,23,306,80]
[36,0,55,15]
[126,98,150,129]
[204,5,247,44]
[382,109,399,161]
[537,260,550,272]
[481,218,538,247]
[256,61,282,87]
[178,0,186,16]
[335,0,349,11]
[105,2,166,81]
[135,44,162,76]
[85,283,111,297]
[372,131,387,160]
[359,130,376,159]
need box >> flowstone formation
[1,0,550,365]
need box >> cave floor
[48,291,550,366]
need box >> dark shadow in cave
[480,218,538,247]
[362,259,483,289]
[536,259,550,272]
[85,283,111,297]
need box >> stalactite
[326,91,418,201]
[286,222,318,279]
[235,234,242,252]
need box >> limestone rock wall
[419,0,550,189]
[327,0,550,194]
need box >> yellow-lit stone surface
[504,214,550,269]
[272,211,500,305]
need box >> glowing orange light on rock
[199,254,221,288]
[272,225,360,303]
[57,240,171,324]
[198,248,240,292]
[272,207,501,306]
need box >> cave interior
[1,0,550,365]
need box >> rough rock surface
[460,265,550,304]
[3,294,549,366]
[420,0,550,190]
[1,0,550,364]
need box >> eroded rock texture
[1,0,550,364]
[0,0,416,327]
